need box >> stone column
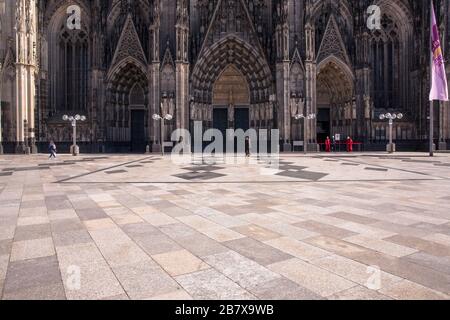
[91,3,106,151]
[304,21,317,149]
[175,0,190,131]
[15,0,38,153]
[275,1,291,151]
[354,31,372,143]
[149,3,161,152]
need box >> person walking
[245,136,251,157]
[325,136,331,153]
[48,140,57,159]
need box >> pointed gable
[199,0,264,56]
[161,45,175,70]
[290,47,305,70]
[2,39,16,74]
[111,14,147,67]
[317,15,351,66]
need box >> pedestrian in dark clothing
[48,141,57,159]
[245,137,251,157]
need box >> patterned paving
[0,153,450,300]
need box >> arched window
[55,26,89,111]
[370,15,400,109]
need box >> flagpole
[430,0,434,157]
[430,102,434,157]
[429,0,448,156]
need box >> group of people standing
[324,136,354,153]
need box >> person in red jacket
[325,136,331,152]
[346,136,354,152]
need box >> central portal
[211,65,251,152]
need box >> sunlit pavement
[0,152,449,300]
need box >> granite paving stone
[10,237,55,261]
[328,286,392,300]
[152,249,210,276]
[385,235,450,257]
[3,256,65,299]
[112,259,182,299]
[0,240,12,256]
[264,237,332,262]
[175,269,255,300]
[204,251,281,290]
[268,258,357,297]
[224,237,293,266]
[232,224,282,241]
[378,279,449,300]
[248,277,323,300]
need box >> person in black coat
[245,137,251,157]
[48,141,57,159]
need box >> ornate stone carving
[110,14,147,68]
[317,14,351,66]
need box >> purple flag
[430,1,449,101]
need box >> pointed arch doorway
[212,65,250,133]
[212,65,250,152]
[106,60,149,153]
[317,57,355,143]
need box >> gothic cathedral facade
[1,0,450,153]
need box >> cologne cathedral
[0,0,449,153]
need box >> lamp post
[63,114,86,156]
[379,112,403,153]
[294,113,316,154]
[152,113,173,156]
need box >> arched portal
[191,36,274,136]
[106,59,148,152]
[317,57,354,143]
[212,65,251,134]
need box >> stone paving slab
[0,153,450,300]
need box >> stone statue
[228,89,234,123]
[364,95,371,119]
[266,103,272,120]
[168,97,175,117]
[290,98,298,117]
[190,103,197,120]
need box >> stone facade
[1,0,450,153]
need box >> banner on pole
[429,1,449,102]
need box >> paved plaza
[0,152,450,300]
